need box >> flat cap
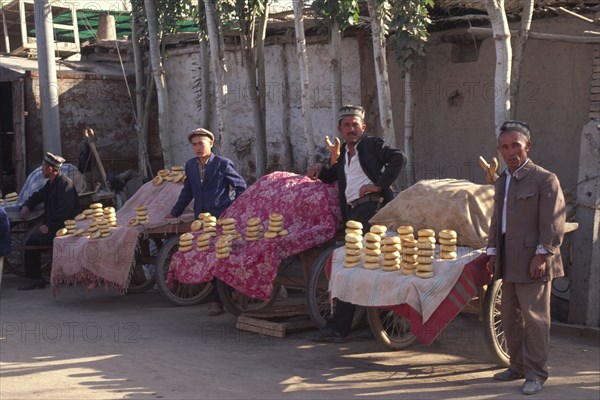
[188,128,215,142]
[338,105,365,122]
[43,152,65,168]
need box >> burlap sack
[369,179,494,249]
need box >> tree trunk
[255,5,269,177]
[144,0,173,168]
[366,0,396,147]
[330,20,342,134]
[199,37,211,128]
[203,0,229,156]
[131,8,151,177]
[292,0,316,166]
[281,29,295,171]
[404,68,416,187]
[484,0,512,137]
[509,0,533,119]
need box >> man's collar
[197,153,215,165]
[506,159,532,180]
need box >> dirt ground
[1,274,599,400]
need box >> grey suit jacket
[487,159,566,282]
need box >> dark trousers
[211,277,221,304]
[326,201,379,335]
[24,229,55,279]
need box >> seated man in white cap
[18,152,80,290]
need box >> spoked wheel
[367,308,417,350]
[217,280,281,317]
[18,221,52,283]
[483,279,510,367]
[126,238,160,294]
[154,236,212,306]
[306,244,365,328]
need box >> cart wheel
[483,279,510,367]
[217,280,281,317]
[126,239,160,294]
[4,229,26,277]
[306,244,365,328]
[19,221,52,283]
[367,307,417,350]
[154,236,212,306]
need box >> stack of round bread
[103,207,117,227]
[136,206,148,225]
[64,219,78,235]
[179,232,194,252]
[416,229,436,278]
[370,225,387,239]
[219,218,240,239]
[245,216,263,241]
[96,217,112,238]
[196,233,212,251]
[264,213,287,239]
[363,232,382,270]
[152,169,170,186]
[74,211,86,221]
[382,236,402,271]
[168,166,185,183]
[190,219,203,232]
[396,226,415,248]
[215,235,233,259]
[4,192,18,204]
[89,203,104,219]
[82,208,95,219]
[202,215,217,237]
[401,238,419,275]
[438,229,458,259]
[86,219,100,239]
[344,220,363,268]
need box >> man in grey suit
[487,121,566,395]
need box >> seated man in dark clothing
[18,152,80,290]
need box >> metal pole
[34,0,61,155]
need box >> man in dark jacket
[166,128,247,316]
[306,105,405,342]
[18,152,79,290]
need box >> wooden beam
[467,27,600,44]
[557,7,597,25]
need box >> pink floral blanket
[168,171,341,300]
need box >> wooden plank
[242,303,307,319]
[236,315,316,338]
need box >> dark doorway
[0,81,15,195]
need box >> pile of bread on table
[177,212,289,259]
[0,191,19,205]
[343,220,458,279]
[151,166,185,185]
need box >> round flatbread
[402,254,418,262]
[346,220,363,230]
[370,225,387,235]
[417,255,434,264]
[383,258,401,267]
[364,232,381,243]
[383,243,402,252]
[418,228,435,237]
[441,251,458,259]
[364,241,381,250]
[74,213,86,221]
[382,236,401,245]
[345,241,363,250]
[179,245,193,252]
[417,242,436,250]
[246,217,261,226]
[440,244,458,252]
[345,228,362,235]
[152,175,163,186]
[439,238,458,245]
[364,254,380,263]
[278,229,289,236]
[344,260,360,268]
[345,248,361,257]
[179,239,193,247]
[345,234,362,243]
[401,261,418,270]
[418,236,436,244]
[397,226,414,235]
[269,213,283,222]
[180,232,194,241]
[55,228,69,237]
[438,229,457,239]
[191,220,203,231]
[417,263,434,272]
[383,251,401,260]
[416,270,434,279]
[401,268,416,275]
[89,203,103,209]
[402,247,418,255]
[264,231,279,239]
[417,249,435,256]
[364,248,381,256]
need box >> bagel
[363,262,380,270]
[401,238,418,246]
[197,245,211,252]
[269,213,283,222]
[246,217,261,227]
[344,260,360,268]
[439,238,458,245]
[382,236,401,245]
[216,252,231,259]
[416,270,434,279]
[345,248,361,257]
[245,236,260,242]
[418,228,435,237]
[401,261,418,270]
[89,203,103,209]
[55,228,69,237]
[203,226,217,233]
[383,258,401,267]
[204,216,217,223]
[191,220,203,231]
[278,229,289,236]
[268,225,283,233]
[417,263,434,272]
[364,254,380,263]
[402,254,418,263]
[345,234,362,243]
[345,254,361,263]
[74,213,86,221]
[364,241,381,250]
[417,242,436,250]
[346,220,363,230]
[383,264,401,272]
[64,219,77,226]
[417,249,435,257]
[383,243,402,252]
[441,251,458,259]
[152,175,163,186]
[220,218,236,226]
[440,244,457,252]
[416,255,434,264]
[171,165,184,171]
[383,252,401,261]
[88,226,99,233]
[398,234,415,242]
[128,218,138,227]
[418,236,436,244]
[402,247,418,255]
[364,232,381,243]
[90,230,102,239]
[370,225,387,235]
[158,169,170,176]
[135,205,147,211]
[401,268,416,275]
[345,228,362,235]
[101,232,111,238]
[264,231,279,239]
[180,232,194,241]
[438,229,457,239]
[179,245,193,252]
[364,248,381,257]
[83,209,95,215]
[179,239,193,247]
[199,212,212,220]
[397,226,414,235]
[345,241,363,250]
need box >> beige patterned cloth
[329,244,483,323]
[51,180,194,293]
[369,179,494,249]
